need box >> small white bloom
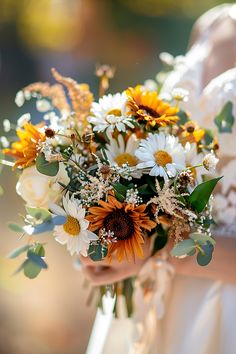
[0,136,9,148]
[50,194,98,256]
[36,99,52,112]
[125,188,142,206]
[88,92,134,134]
[159,52,174,66]
[135,133,186,180]
[17,113,31,128]
[3,119,11,132]
[172,87,189,102]
[184,142,205,185]
[156,72,168,85]
[24,90,31,100]
[15,91,25,107]
[143,79,158,92]
[158,92,172,101]
[203,153,219,172]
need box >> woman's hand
[79,238,152,286]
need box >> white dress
[97,5,236,353]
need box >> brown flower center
[104,209,134,240]
[139,105,159,118]
[115,153,138,167]
[63,216,81,236]
[154,150,172,167]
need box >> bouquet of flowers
[1,66,220,298]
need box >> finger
[83,266,128,286]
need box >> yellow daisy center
[107,109,122,116]
[154,150,172,167]
[115,153,138,167]
[63,216,81,236]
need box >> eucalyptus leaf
[8,244,31,259]
[26,206,51,222]
[197,242,214,266]
[8,223,24,233]
[27,252,48,269]
[214,101,235,133]
[171,239,195,257]
[23,259,42,279]
[189,176,222,213]
[24,220,55,235]
[190,233,216,246]
[36,152,59,176]
[88,243,108,262]
[32,243,45,257]
[52,215,67,226]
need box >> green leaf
[190,232,216,246]
[145,175,158,193]
[8,223,24,233]
[177,110,189,125]
[152,225,168,255]
[36,152,59,176]
[88,243,108,262]
[214,101,235,133]
[171,239,195,257]
[112,183,128,196]
[23,259,42,279]
[26,206,51,222]
[8,244,31,259]
[189,176,223,213]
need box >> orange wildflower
[87,195,156,262]
[179,120,205,145]
[3,123,46,169]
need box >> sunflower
[3,123,46,169]
[178,120,205,145]
[126,85,179,129]
[87,195,156,262]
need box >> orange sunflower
[87,195,156,262]
[126,85,179,129]
[3,122,46,169]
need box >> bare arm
[170,235,236,284]
[80,235,236,286]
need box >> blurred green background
[0,1,234,353]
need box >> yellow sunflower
[3,123,46,169]
[126,85,179,129]
[87,195,156,262]
[179,120,205,145]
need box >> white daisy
[184,142,206,185]
[135,133,185,180]
[104,134,141,178]
[50,194,98,256]
[202,153,219,173]
[88,92,134,134]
